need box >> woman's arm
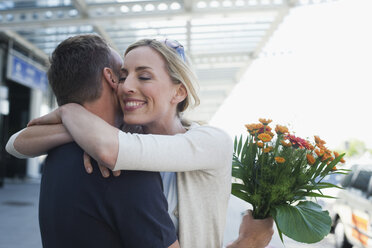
[57,104,120,170]
[28,104,119,169]
[6,124,73,158]
[113,124,233,172]
[29,103,233,173]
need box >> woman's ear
[172,84,188,104]
[103,67,118,90]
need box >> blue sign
[7,52,48,92]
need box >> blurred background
[0,0,371,247]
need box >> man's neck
[83,100,118,127]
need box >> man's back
[39,142,176,248]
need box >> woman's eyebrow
[121,66,153,73]
[135,66,153,72]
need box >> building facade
[0,32,54,187]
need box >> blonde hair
[124,39,200,118]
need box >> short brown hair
[48,34,113,106]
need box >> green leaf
[315,182,344,190]
[271,201,331,243]
[231,189,251,203]
[237,135,243,157]
[234,136,238,153]
[241,136,250,164]
[313,160,328,180]
[302,192,336,199]
[271,211,284,244]
[320,153,345,177]
[232,167,245,180]
[231,183,248,192]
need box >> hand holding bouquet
[232,118,347,243]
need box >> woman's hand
[83,152,121,178]
[28,107,63,127]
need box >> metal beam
[93,25,120,52]
[72,0,89,18]
[0,30,49,63]
[0,7,282,30]
[183,0,192,11]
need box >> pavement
[0,179,336,248]
[0,178,42,248]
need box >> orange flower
[275,125,289,134]
[257,142,264,148]
[314,135,326,146]
[266,131,275,137]
[306,154,316,165]
[334,151,346,163]
[245,123,264,135]
[324,147,332,156]
[259,118,272,125]
[321,154,331,162]
[281,140,292,147]
[275,157,286,164]
[315,149,325,157]
[251,123,264,130]
[258,133,272,142]
[264,147,272,153]
[308,144,315,150]
[332,166,337,171]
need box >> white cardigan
[114,123,233,248]
[6,124,233,248]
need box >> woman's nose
[120,76,136,94]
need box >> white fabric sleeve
[113,125,233,172]
[5,129,32,159]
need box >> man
[7,34,273,248]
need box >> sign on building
[6,49,48,92]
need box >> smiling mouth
[124,101,146,111]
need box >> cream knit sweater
[114,123,233,248]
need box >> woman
[7,39,233,247]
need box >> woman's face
[117,46,182,127]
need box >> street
[0,180,337,248]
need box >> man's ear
[172,84,188,104]
[103,67,118,90]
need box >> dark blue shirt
[39,142,177,248]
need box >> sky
[210,0,372,150]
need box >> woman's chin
[123,117,143,126]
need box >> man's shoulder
[43,142,87,178]
[48,142,82,156]
[46,142,86,165]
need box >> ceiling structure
[0,0,328,122]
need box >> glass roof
[0,0,328,122]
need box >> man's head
[48,34,122,106]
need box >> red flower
[258,126,272,134]
[285,134,312,150]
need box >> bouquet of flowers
[232,118,347,244]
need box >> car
[330,163,372,248]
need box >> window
[350,170,372,193]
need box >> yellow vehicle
[332,164,372,248]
